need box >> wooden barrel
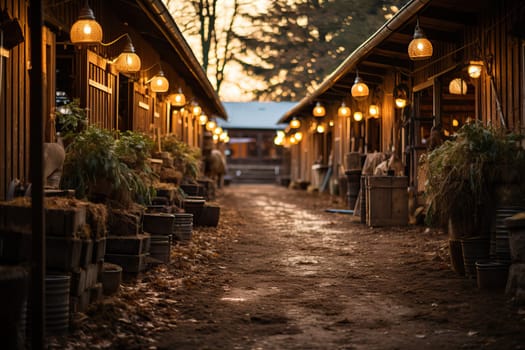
[345,170,361,210]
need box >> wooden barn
[279,0,525,209]
[0,0,227,201]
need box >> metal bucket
[149,235,171,263]
[345,170,361,209]
[461,237,490,279]
[45,274,71,335]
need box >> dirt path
[155,184,525,350]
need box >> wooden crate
[366,176,408,227]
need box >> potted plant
[60,126,155,207]
[115,130,157,204]
[161,135,202,182]
[423,121,525,275]
[425,122,523,229]
[54,99,88,146]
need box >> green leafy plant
[161,135,202,181]
[61,126,155,206]
[55,99,88,143]
[424,121,525,236]
[115,130,157,203]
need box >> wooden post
[29,1,45,347]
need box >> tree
[234,0,409,101]
[164,0,248,96]
[165,0,408,101]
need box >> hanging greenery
[423,121,525,234]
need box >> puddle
[220,286,280,303]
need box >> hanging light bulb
[113,37,141,73]
[353,111,363,122]
[468,60,483,78]
[206,120,216,131]
[192,103,202,116]
[369,104,379,118]
[394,84,409,109]
[316,123,326,133]
[337,102,351,118]
[395,98,407,108]
[290,118,301,129]
[70,1,103,45]
[199,114,208,125]
[149,70,169,93]
[351,71,369,100]
[312,102,326,117]
[213,126,223,135]
[169,88,186,107]
[294,131,303,141]
[449,78,468,95]
[408,18,433,60]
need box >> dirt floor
[49,184,525,349]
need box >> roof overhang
[279,0,488,124]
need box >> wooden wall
[476,0,524,132]
[0,0,29,200]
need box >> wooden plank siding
[0,0,29,200]
[474,0,524,132]
[86,50,117,130]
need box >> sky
[164,0,402,102]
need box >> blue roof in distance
[219,102,295,130]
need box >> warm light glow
[313,102,326,117]
[199,114,208,125]
[353,111,363,122]
[395,98,407,109]
[294,132,303,141]
[150,74,169,93]
[220,131,228,142]
[206,120,216,131]
[329,120,334,127]
[338,102,351,118]
[114,52,141,73]
[213,134,219,142]
[452,119,459,127]
[290,135,298,144]
[192,104,202,116]
[290,118,301,129]
[351,73,369,100]
[408,20,433,60]
[214,127,223,135]
[169,89,186,107]
[369,104,379,117]
[316,123,326,133]
[70,3,103,45]
[468,60,483,78]
[449,78,468,95]
[273,130,286,146]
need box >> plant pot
[461,237,490,279]
[449,238,465,275]
[101,263,122,295]
[476,261,509,290]
[197,205,220,227]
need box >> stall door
[86,50,117,129]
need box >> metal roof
[219,102,296,130]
